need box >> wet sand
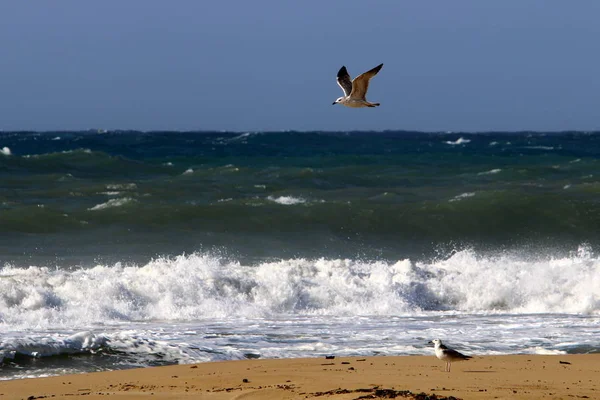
[1,354,598,399]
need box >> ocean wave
[0,331,107,363]
[0,147,11,156]
[0,330,207,368]
[477,169,502,175]
[531,347,566,355]
[449,192,475,202]
[2,188,600,245]
[267,195,306,205]
[1,149,170,180]
[1,247,599,329]
[445,137,471,145]
[23,149,93,158]
[523,146,555,150]
[88,197,136,211]
[219,132,260,144]
[106,183,137,190]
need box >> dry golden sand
[0,354,599,399]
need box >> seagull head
[332,97,344,105]
[429,339,442,346]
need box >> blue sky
[1,1,599,131]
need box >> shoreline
[1,354,598,399]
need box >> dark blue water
[1,130,599,267]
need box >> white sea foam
[88,197,136,211]
[449,192,476,202]
[2,248,600,375]
[183,168,194,175]
[532,347,566,355]
[1,247,599,330]
[229,132,255,142]
[106,183,137,190]
[477,169,501,175]
[424,246,600,314]
[0,332,107,361]
[23,148,92,159]
[0,147,11,156]
[0,330,205,368]
[267,195,306,205]
[445,137,471,145]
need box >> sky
[1,1,599,132]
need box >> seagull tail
[367,103,380,108]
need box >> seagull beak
[332,101,337,105]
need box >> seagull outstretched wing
[336,66,353,97]
[350,63,383,100]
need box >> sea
[1,130,599,380]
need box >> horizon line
[2,129,600,135]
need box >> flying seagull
[429,339,472,372]
[332,63,383,108]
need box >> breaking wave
[1,247,599,330]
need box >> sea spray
[2,248,599,330]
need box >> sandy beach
[1,354,598,399]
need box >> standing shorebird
[332,63,383,108]
[430,339,472,372]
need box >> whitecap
[106,183,137,190]
[477,169,501,176]
[267,195,306,205]
[449,192,476,202]
[0,147,11,156]
[445,137,471,145]
[23,149,93,159]
[88,197,136,211]
[524,146,554,150]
